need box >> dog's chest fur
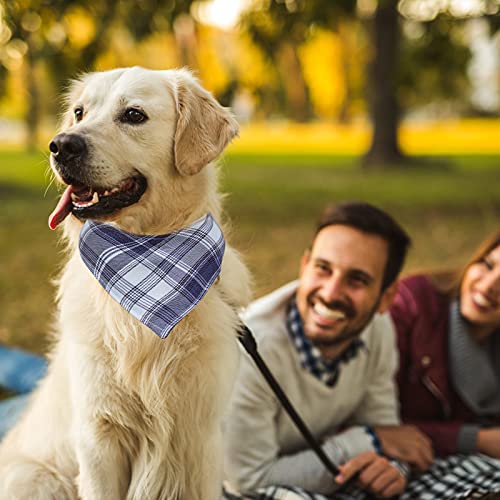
[54,251,242,498]
[58,250,239,403]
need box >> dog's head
[48,67,238,234]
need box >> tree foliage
[0,0,499,159]
[399,15,471,111]
[239,0,357,121]
[0,0,197,147]
[239,0,493,166]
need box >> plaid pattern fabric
[286,298,365,387]
[223,483,367,500]
[222,454,500,500]
[79,214,225,339]
[400,454,500,499]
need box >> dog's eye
[122,108,147,124]
[74,107,84,122]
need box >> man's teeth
[313,302,346,320]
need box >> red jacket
[389,275,476,456]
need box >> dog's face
[48,67,238,232]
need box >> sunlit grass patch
[228,122,369,155]
[401,119,500,155]
[228,119,500,156]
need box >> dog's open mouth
[48,175,147,230]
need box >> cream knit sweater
[224,281,400,495]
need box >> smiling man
[224,201,413,499]
[295,223,393,361]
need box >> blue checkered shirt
[286,297,365,388]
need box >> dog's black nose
[49,133,87,162]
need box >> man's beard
[309,298,381,349]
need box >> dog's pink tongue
[48,185,73,230]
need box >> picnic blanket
[222,454,500,500]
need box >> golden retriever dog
[0,67,251,500]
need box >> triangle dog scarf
[78,214,225,339]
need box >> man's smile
[313,301,346,321]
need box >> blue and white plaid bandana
[79,213,225,339]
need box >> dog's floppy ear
[172,70,239,176]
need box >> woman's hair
[430,230,500,298]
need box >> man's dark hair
[315,201,411,291]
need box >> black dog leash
[237,324,345,484]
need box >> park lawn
[231,120,500,156]
[0,148,499,353]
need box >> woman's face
[460,244,500,339]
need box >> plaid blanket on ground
[401,454,500,499]
[222,454,500,500]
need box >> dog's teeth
[92,192,99,203]
[111,187,120,193]
[74,200,93,207]
[104,190,110,196]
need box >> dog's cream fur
[0,67,251,500]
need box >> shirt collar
[286,296,365,387]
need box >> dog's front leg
[68,345,130,500]
[74,418,130,500]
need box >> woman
[389,231,500,496]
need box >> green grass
[226,152,500,170]
[0,149,499,352]
[0,150,52,186]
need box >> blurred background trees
[0,0,195,148]
[0,0,499,164]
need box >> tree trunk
[24,37,39,152]
[337,21,353,124]
[364,0,406,167]
[278,42,312,122]
[174,14,199,69]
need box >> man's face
[295,224,395,358]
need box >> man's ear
[377,281,398,313]
[172,70,239,176]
